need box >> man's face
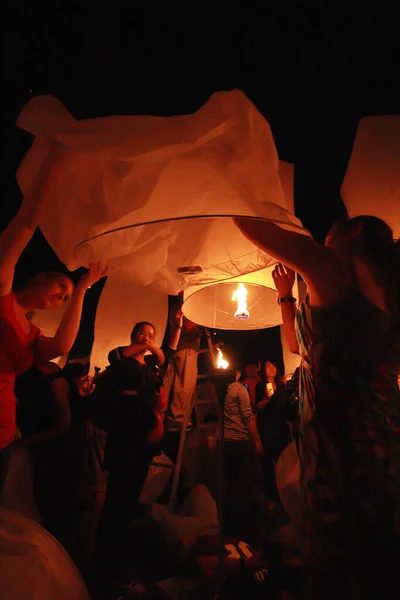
[183,316,198,332]
[74,375,93,396]
[245,364,258,378]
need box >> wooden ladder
[168,327,218,511]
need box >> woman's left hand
[77,261,108,292]
[272,263,296,297]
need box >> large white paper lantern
[16,90,307,296]
[341,114,400,238]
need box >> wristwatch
[277,296,297,305]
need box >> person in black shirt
[97,314,182,592]
[255,360,291,506]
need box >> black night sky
[2,3,399,370]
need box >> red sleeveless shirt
[0,293,40,449]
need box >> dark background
[2,2,399,371]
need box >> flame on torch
[232,283,250,320]
[216,347,229,369]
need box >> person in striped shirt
[223,370,263,451]
[222,368,265,541]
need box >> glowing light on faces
[216,347,229,369]
[232,283,250,320]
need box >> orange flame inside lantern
[232,283,250,320]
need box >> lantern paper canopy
[183,262,300,330]
[90,274,168,372]
[29,277,168,372]
[31,304,68,338]
[16,90,307,296]
[183,270,278,330]
[341,114,400,238]
[31,304,69,365]
[182,161,298,330]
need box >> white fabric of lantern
[29,280,168,372]
[0,508,90,600]
[341,114,400,238]
[182,161,299,330]
[90,274,168,371]
[31,304,68,365]
[183,269,280,330]
[16,90,306,296]
[31,304,67,338]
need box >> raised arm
[233,218,343,306]
[35,262,108,364]
[0,148,67,296]
[272,264,300,355]
[167,307,183,351]
[110,342,165,367]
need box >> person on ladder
[162,297,202,464]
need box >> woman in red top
[0,147,107,494]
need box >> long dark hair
[344,215,400,323]
[261,359,283,388]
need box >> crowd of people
[1,146,400,600]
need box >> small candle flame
[216,347,229,369]
[232,283,250,320]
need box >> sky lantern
[17,90,308,368]
[16,90,306,297]
[341,114,400,238]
